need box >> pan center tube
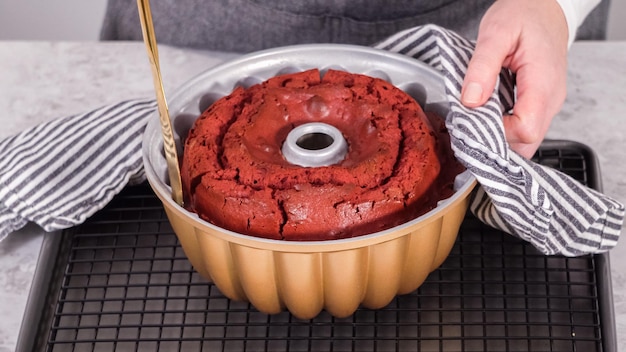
[281,122,348,167]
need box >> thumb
[461,31,513,107]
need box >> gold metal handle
[137,0,184,206]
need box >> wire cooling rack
[17,140,616,352]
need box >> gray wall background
[0,0,624,41]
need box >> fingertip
[462,26,513,107]
[461,54,501,107]
[461,81,485,106]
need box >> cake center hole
[281,122,348,167]
[296,132,334,151]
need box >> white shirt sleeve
[555,0,602,46]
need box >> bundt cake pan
[142,44,477,319]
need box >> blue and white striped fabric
[0,99,155,239]
[0,25,623,255]
[376,25,624,256]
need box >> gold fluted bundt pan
[156,185,473,319]
[143,44,477,319]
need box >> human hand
[461,0,569,158]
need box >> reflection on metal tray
[16,140,616,352]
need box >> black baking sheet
[16,140,616,352]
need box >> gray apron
[100,0,492,52]
[100,0,609,53]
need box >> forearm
[554,0,602,45]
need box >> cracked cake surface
[181,69,464,240]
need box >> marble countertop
[0,41,625,352]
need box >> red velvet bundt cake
[181,69,464,240]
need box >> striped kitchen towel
[0,99,155,240]
[375,25,624,256]
[0,25,623,255]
